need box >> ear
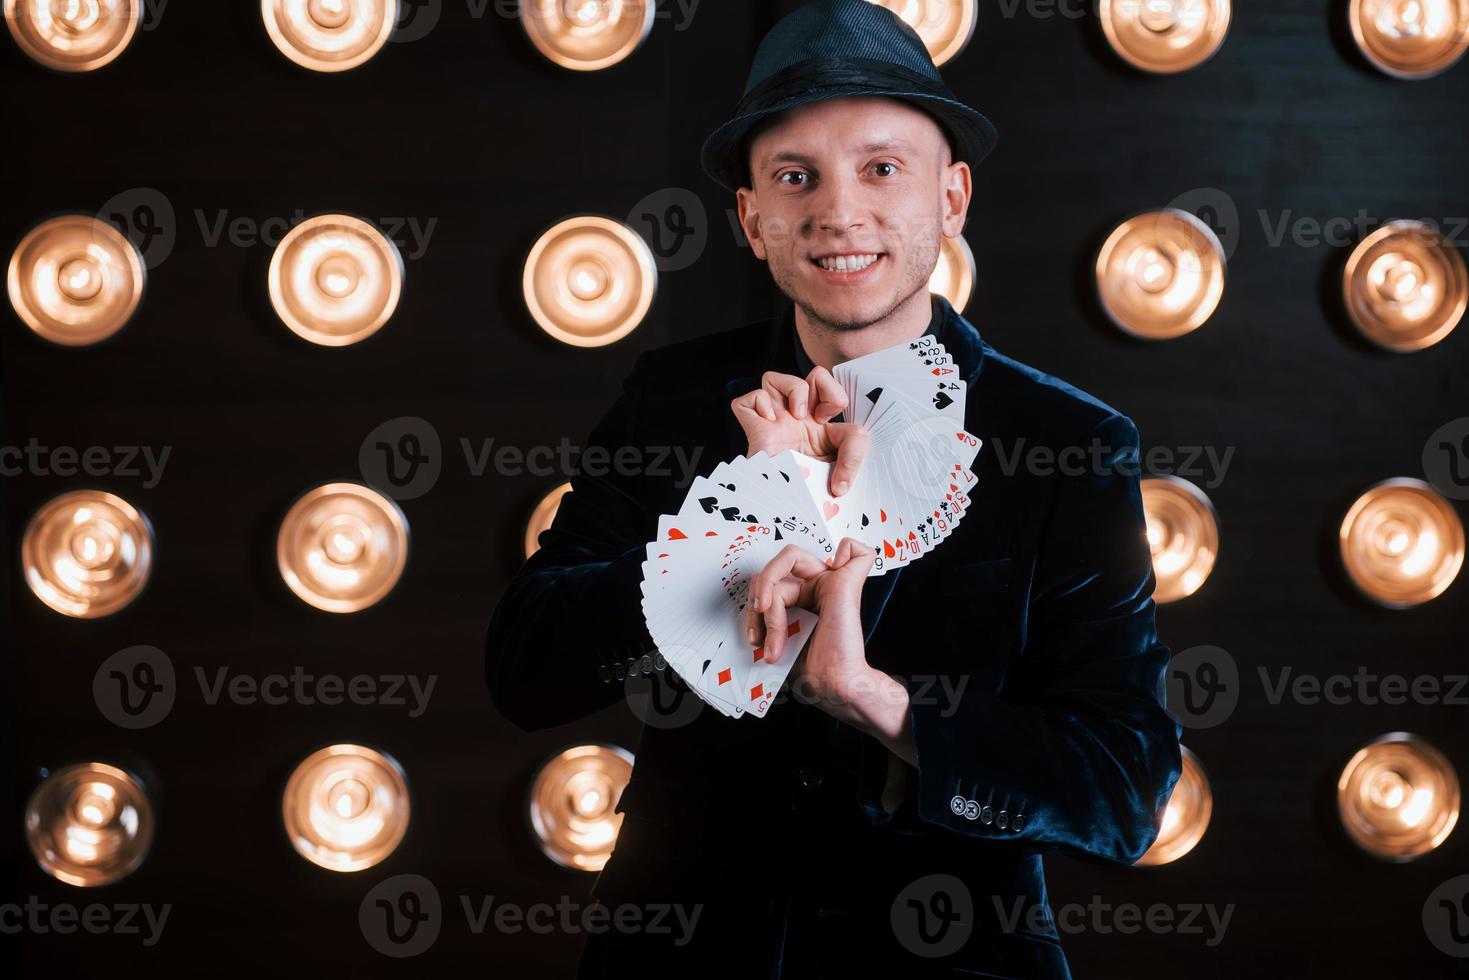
[736,186,769,261]
[940,159,971,239]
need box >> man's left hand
[744,539,915,762]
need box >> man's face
[737,96,971,332]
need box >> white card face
[640,335,978,719]
[741,604,817,718]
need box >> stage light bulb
[1136,746,1211,866]
[1096,209,1225,339]
[1340,478,1463,608]
[523,216,656,348]
[22,490,154,618]
[1338,733,1459,860]
[528,744,633,872]
[277,482,409,613]
[1141,477,1219,603]
[26,763,154,886]
[283,744,410,871]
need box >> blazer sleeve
[904,411,1184,864]
[484,352,659,732]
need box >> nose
[813,171,867,238]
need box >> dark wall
[3,1,1466,976]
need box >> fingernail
[747,626,758,644]
[834,480,849,496]
[795,399,806,417]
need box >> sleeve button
[598,666,613,684]
[996,810,1009,830]
[979,805,994,825]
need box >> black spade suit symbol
[933,391,954,411]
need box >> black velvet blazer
[485,294,1184,978]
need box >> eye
[777,170,810,187]
[871,162,898,177]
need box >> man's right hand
[730,367,870,497]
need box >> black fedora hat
[700,0,998,193]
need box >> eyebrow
[759,138,916,171]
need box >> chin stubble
[772,233,940,334]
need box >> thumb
[823,421,870,497]
[829,537,877,589]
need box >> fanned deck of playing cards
[639,336,982,718]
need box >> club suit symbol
[359,417,442,501]
[360,874,441,958]
[1423,875,1469,957]
[1425,418,1469,501]
[891,874,973,958]
[93,645,174,730]
[1165,645,1238,730]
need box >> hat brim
[700,87,998,193]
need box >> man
[485,2,1183,976]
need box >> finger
[730,389,778,427]
[762,589,789,663]
[805,366,847,423]
[762,371,810,419]
[758,545,831,607]
[824,422,870,497]
[831,536,878,586]
[745,577,762,645]
[751,577,800,660]
[749,554,800,618]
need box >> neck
[794,288,933,372]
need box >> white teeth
[816,253,879,273]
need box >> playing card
[639,335,978,719]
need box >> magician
[486,1,1185,976]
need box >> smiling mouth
[810,253,885,276]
